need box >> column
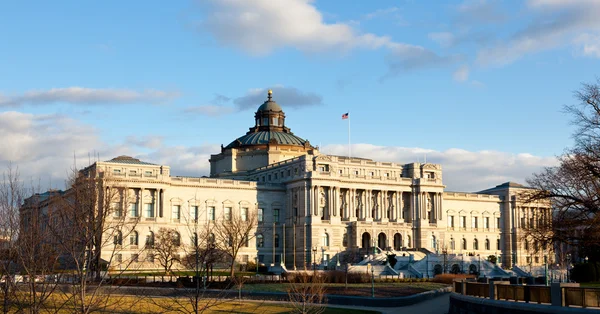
[366,190,372,219]
[332,187,337,217]
[313,186,319,216]
[398,191,402,221]
[138,188,144,217]
[350,189,355,219]
[152,189,157,218]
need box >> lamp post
[370,262,375,298]
[255,256,259,276]
[566,254,571,282]
[426,253,429,278]
[312,247,317,272]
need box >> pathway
[327,293,450,314]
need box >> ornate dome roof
[257,92,282,112]
[226,130,308,148]
[224,89,313,150]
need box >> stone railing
[452,279,600,309]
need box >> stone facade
[22,91,552,272]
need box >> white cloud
[574,33,600,58]
[0,87,179,107]
[453,65,470,82]
[2,110,555,194]
[234,86,322,110]
[321,143,557,192]
[429,32,455,48]
[200,0,456,76]
[476,0,600,66]
[124,135,164,149]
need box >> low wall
[449,294,600,314]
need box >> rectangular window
[224,207,232,221]
[497,217,501,229]
[146,254,154,263]
[448,216,454,228]
[484,217,490,229]
[115,254,122,263]
[472,217,478,228]
[460,216,466,228]
[241,207,248,221]
[273,209,280,223]
[129,170,137,175]
[131,254,139,263]
[112,203,122,217]
[258,208,264,222]
[172,205,181,220]
[191,206,198,221]
[145,203,154,218]
[208,207,215,221]
[129,203,138,217]
[113,169,121,174]
[144,170,152,176]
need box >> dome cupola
[225,90,313,149]
[253,89,286,130]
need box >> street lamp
[370,262,375,298]
[585,256,589,263]
[566,254,571,282]
[312,247,317,272]
[255,256,259,276]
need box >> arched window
[450,238,455,250]
[473,238,479,250]
[256,234,264,248]
[129,230,138,246]
[323,233,330,247]
[172,232,181,247]
[485,239,490,250]
[114,231,123,246]
[462,238,467,250]
[393,233,402,250]
[432,235,437,250]
[145,231,154,248]
[407,235,411,248]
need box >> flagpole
[348,111,351,158]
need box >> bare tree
[524,78,600,261]
[153,227,182,280]
[0,165,21,314]
[212,207,258,278]
[286,272,326,314]
[37,167,141,314]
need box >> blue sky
[1,0,599,191]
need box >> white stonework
[26,91,552,273]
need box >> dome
[257,90,282,112]
[226,130,308,149]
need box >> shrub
[432,273,476,284]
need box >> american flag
[342,112,349,120]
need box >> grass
[581,282,600,288]
[1,295,380,314]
